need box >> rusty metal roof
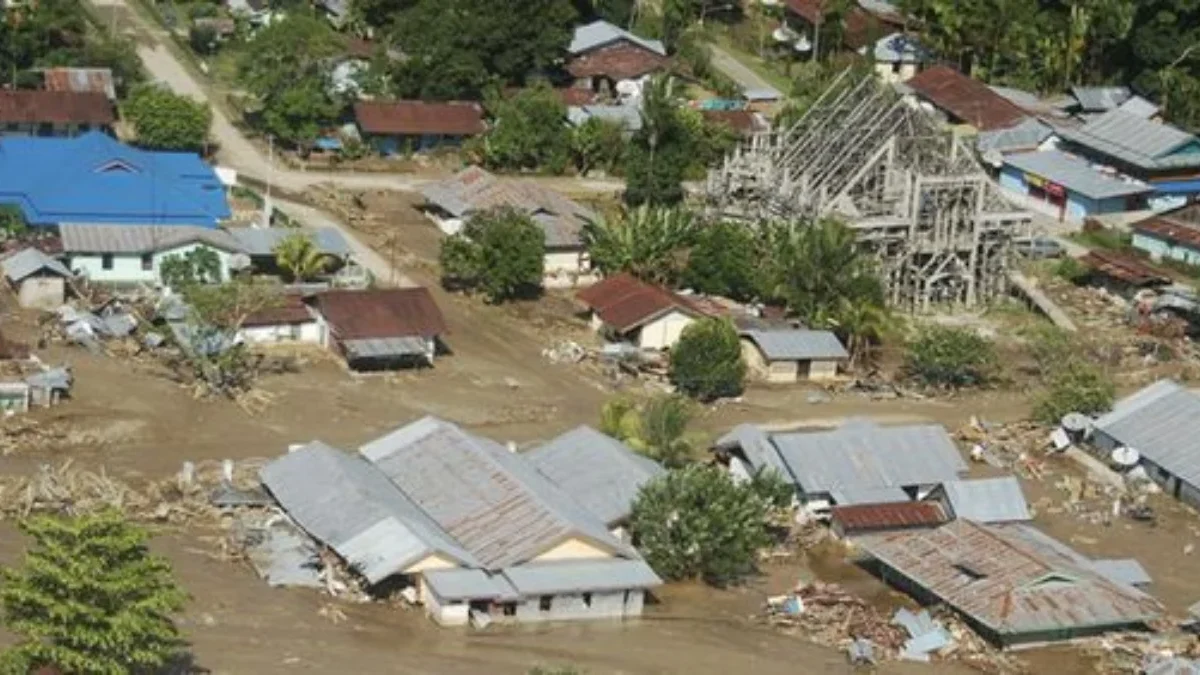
[1133,205,1200,251]
[1080,249,1171,287]
[313,288,446,341]
[831,501,947,532]
[906,66,1027,131]
[354,100,485,137]
[858,520,1163,637]
[42,67,115,100]
[576,272,709,333]
[566,41,669,80]
[0,90,113,125]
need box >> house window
[101,254,114,271]
[501,602,517,617]
[140,254,153,271]
[539,595,552,611]
[582,592,593,608]
[891,62,902,74]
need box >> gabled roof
[227,226,350,257]
[1080,249,1171,287]
[527,425,665,526]
[359,416,634,568]
[1094,379,1200,489]
[831,501,948,533]
[740,328,848,361]
[858,521,1162,637]
[1,247,71,282]
[0,90,113,125]
[58,223,241,254]
[313,288,446,341]
[0,133,230,227]
[935,477,1031,523]
[873,33,930,64]
[569,20,665,56]
[905,66,1027,131]
[976,117,1053,155]
[1056,110,1200,171]
[353,100,485,137]
[43,67,116,101]
[567,104,644,133]
[566,42,669,80]
[260,441,478,584]
[1003,150,1152,200]
[713,423,792,478]
[1071,86,1131,113]
[576,272,709,333]
[1117,95,1159,120]
[242,292,315,327]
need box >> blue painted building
[1000,150,1152,222]
[1130,204,1200,266]
[0,132,229,228]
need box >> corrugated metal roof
[1089,559,1152,587]
[831,501,947,532]
[1,247,70,282]
[713,423,793,478]
[1080,249,1171,287]
[360,417,634,568]
[569,20,665,56]
[771,423,967,495]
[858,520,1163,637]
[1071,86,1131,112]
[1057,110,1200,170]
[976,117,1053,154]
[58,224,241,254]
[905,66,1027,131]
[227,227,349,257]
[43,67,116,101]
[1117,95,1159,120]
[260,441,478,584]
[1094,379,1200,489]
[740,328,848,361]
[314,288,446,341]
[830,485,909,506]
[423,567,518,601]
[342,337,428,359]
[566,104,643,132]
[501,559,662,595]
[354,100,485,137]
[575,272,710,333]
[1003,150,1152,200]
[527,425,664,526]
[938,477,1031,523]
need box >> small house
[1130,204,1200,266]
[1,247,72,309]
[59,224,241,286]
[353,101,485,155]
[999,150,1152,222]
[0,382,30,413]
[311,287,446,370]
[924,477,1031,523]
[25,367,72,407]
[784,0,906,54]
[904,66,1028,132]
[857,520,1162,647]
[870,33,930,84]
[567,21,668,98]
[575,273,711,351]
[738,327,848,382]
[830,501,948,538]
[1078,249,1171,296]
[238,292,323,345]
[0,90,114,138]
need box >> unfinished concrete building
[706,72,1032,311]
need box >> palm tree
[582,205,697,286]
[273,232,329,282]
[830,298,897,369]
[599,394,699,468]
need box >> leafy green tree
[829,298,895,369]
[681,221,759,301]
[188,23,219,55]
[624,75,691,207]
[439,207,546,302]
[1032,360,1115,423]
[238,13,344,147]
[582,205,698,286]
[124,84,213,152]
[670,317,746,401]
[0,206,27,239]
[631,464,790,585]
[159,247,223,290]
[273,232,330,282]
[577,0,636,25]
[478,85,572,174]
[0,510,188,674]
[572,117,627,176]
[904,324,997,389]
[599,394,700,468]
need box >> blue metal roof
[1152,179,1200,194]
[0,132,230,227]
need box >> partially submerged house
[1,247,72,309]
[998,150,1153,222]
[527,425,665,540]
[575,273,711,351]
[260,417,662,626]
[0,90,114,137]
[712,420,967,513]
[567,21,668,98]
[311,288,446,370]
[857,520,1162,647]
[1130,204,1200,266]
[420,167,595,287]
[924,477,1031,524]
[738,327,848,382]
[353,101,486,155]
[904,66,1028,132]
[58,224,241,286]
[1091,379,1200,508]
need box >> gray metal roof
[501,559,662,595]
[1071,86,1131,112]
[360,416,634,568]
[25,367,72,390]
[342,337,427,360]
[976,117,1053,155]
[770,423,967,495]
[1057,110,1200,170]
[740,328,848,361]
[1117,95,1159,120]
[1089,559,1152,587]
[873,33,929,64]
[423,567,518,601]
[58,224,241,254]
[227,226,350,257]
[2,247,70,282]
[937,477,1031,523]
[714,423,792,478]
[569,20,665,56]
[1094,379,1200,489]
[260,441,478,584]
[566,104,643,132]
[527,425,664,526]
[1003,150,1152,200]
[830,485,909,506]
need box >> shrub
[670,317,746,401]
[1053,256,1088,283]
[904,325,997,389]
[1032,360,1116,424]
[599,394,699,468]
[438,207,545,302]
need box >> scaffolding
[705,71,1032,311]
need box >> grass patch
[1068,227,1132,251]
[705,25,794,94]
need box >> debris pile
[1085,632,1200,674]
[764,582,907,656]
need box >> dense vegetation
[904,325,998,389]
[124,84,213,151]
[670,317,746,401]
[439,207,546,303]
[600,394,700,468]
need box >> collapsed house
[857,520,1163,647]
[260,418,663,626]
[705,71,1031,311]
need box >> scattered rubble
[764,582,907,657]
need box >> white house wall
[16,277,65,310]
[239,321,323,345]
[637,310,694,351]
[68,243,232,285]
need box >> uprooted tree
[0,509,188,674]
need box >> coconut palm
[582,205,698,286]
[599,394,699,468]
[273,232,329,282]
[830,298,897,369]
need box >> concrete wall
[16,277,65,310]
[809,359,839,381]
[69,243,232,285]
[425,590,471,626]
[1133,232,1200,266]
[239,321,323,345]
[766,359,800,384]
[543,249,597,288]
[514,590,637,622]
[636,310,694,351]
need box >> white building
[59,224,241,286]
[575,272,709,351]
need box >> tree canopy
[681,220,760,302]
[273,232,330,282]
[582,205,698,286]
[670,317,746,401]
[904,324,997,389]
[599,394,700,468]
[124,84,213,152]
[624,76,691,207]
[1,510,188,674]
[439,207,546,302]
[476,85,572,174]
